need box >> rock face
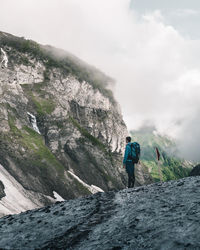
[190,165,200,176]
[0,31,152,216]
[0,176,199,249]
[0,181,5,199]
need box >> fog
[1,0,200,161]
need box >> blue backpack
[128,142,140,164]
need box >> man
[123,136,138,188]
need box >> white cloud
[1,0,200,160]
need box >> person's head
[126,136,131,144]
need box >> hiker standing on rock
[123,136,140,188]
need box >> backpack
[128,142,140,164]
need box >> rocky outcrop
[0,31,153,216]
[135,162,153,186]
[0,181,5,199]
[190,164,200,176]
[0,176,199,249]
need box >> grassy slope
[3,111,91,198]
[130,129,193,182]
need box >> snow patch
[53,191,65,202]
[0,48,8,68]
[68,171,104,194]
[0,164,42,216]
[27,112,41,134]
[91,185,104,193]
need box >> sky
[1,0,200,161]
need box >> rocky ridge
[0,31,153,216]
[0,176,199,249]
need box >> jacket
[123,142,134,175]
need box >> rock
[190,164,200,176]
[0,177,199,249]
[0,181,5,199]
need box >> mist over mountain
[1,0,200,162]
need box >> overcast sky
[131,0,200,39]
[1,0,200,160]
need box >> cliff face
[0,31,137,216]
[0,180,5,199]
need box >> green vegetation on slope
[21,84,56,117]
[69,116,106,151]
[30,95,55,116]
[131,128,192,182]
[8,113,64,173]
[0,113,93,198]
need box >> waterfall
[27,112,41,134]
[0,48,8,68]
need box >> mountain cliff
[0,31,138,216]
[0,176,199,249]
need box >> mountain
[0,176,199,249]
[0,31,136,216]
[130,127,193,181]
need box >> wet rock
[0,177,199,249]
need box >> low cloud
[1,0,200,161]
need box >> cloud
[1,0,200,161]
[176,110,200,162]
[171,9,200,17]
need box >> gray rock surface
[0,176,199,250]
[0,181,5,199]
[190,164,200,176]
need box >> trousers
[125,160,135,188]
[128,172,135,188]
